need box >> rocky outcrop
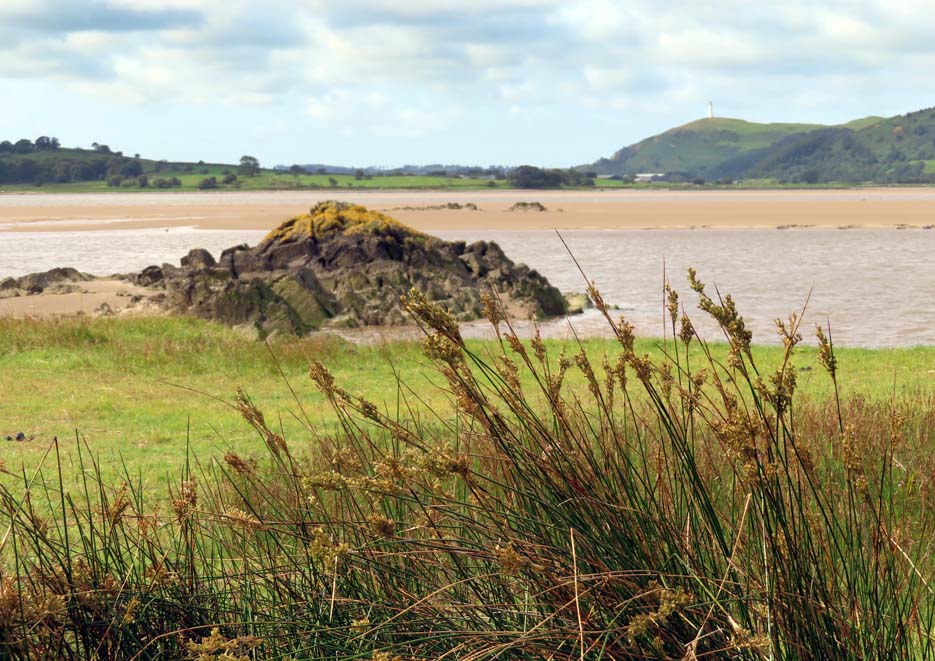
[507,201,548,212]
[149,201,567,336]
[0,267,93,298]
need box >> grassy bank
[2,315,934,492]
[2,286,935,657]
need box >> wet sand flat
[0,280,156,318]
[1,188,934,232]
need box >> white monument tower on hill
[708,101,714,119]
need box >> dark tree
[507,165,564,189]
[121,160,143,177]
[13,139,34,154]
[16,159,38,181]
[239,155,260,176]
[34,136,54,151]
[0,141,12,153]
[800,169,820,184]
[198,176,218,189]
[69,162,97,182]
[50,161,72,182]
[289,164,305,174]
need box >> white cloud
[4,0,935,165]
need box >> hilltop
[593,118,828,176]
[588,109,935,184]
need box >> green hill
[592,117,826,176]
[591,108,935,184]
[0,140,245,190]
[840,116,885,130]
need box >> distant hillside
[0,139,514,193]
[593,118,827,177]
[589,110,935,184]
[0,138,254,189]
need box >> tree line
[0,136,61,154]
[0,153,142,186]
[507,165,595,188]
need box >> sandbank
[1,188,934,233]
[0,280,158,318]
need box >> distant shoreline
[2,188,935,233]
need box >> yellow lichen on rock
[263,200,424,244]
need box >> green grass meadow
[2,315,933,492]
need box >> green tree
[239,155,260,176]
[50,161,72,182]
[121,160,143,177]
[33,135,60,151]
[69,162,96,182]
[507,165,563,189]
[13,139,34,154]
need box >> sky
[3,0,935,168]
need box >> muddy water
[2,227,934,348]
[0,227,266,278]
[439,229,935,348]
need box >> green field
[2,315,933,492]
[0,167,510,193]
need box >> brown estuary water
[2,226,934,348]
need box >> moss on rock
[263,200,425,245]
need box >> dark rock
[508,201,548,212]
[151,200,566,336]
[180,248,216,270]
[14,267,92,294]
